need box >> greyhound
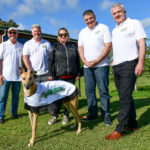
[19,67,81,147]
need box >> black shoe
[0,119,4,124]
[11,115,21,119]
[126,127,139,132]
[104,116,112,126]
[81,116,97,122]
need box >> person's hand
[111,60,114,66]
[135,62,144,76]
[0,74,5,85]
[84,60,94,68]
[89,60,99,67]
[84,60,99,68]
[48,76,53,80]
[75,76,80,81]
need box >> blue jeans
[0,80,21,119]
[84,66,110,119]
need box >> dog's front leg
[28,113,38,147]
[28,111,33,126]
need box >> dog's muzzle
[25,84,30,89]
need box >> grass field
[0,75,150,150]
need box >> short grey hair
[111,3,126,13]
[31,24,41,31]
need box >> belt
[59,75,74,79]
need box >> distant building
[0,26,77,45]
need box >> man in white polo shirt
[23,24,52,82]
[106,3,146,140]
[0,27,23,124]
[78,10,112,125]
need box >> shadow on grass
[78,98,87,110]
[4,112,28,122]
[109,97,150,126]
[138,107,150,128]
[76,97,150,124]
[137,85,150,91]
[4,111,51,123]
[100,97,150,123]
[135,97,150,110]
[34,119,103,145]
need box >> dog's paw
[28,143,33,147]
[28,139,34,147]
[76,130,81,135]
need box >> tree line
[0,18,18,28]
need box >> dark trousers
[35,73,49,83]
[113,59,138,133]
[50,77,75,118]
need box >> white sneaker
[48,117,57,125]
[62,115,69,125]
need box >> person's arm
[75,46,81,78]
[135,38,146,76]
[111,60,114,66]
[22,55,32,71]
[0,59,5,85]
[90,42,112,67]
[48,48,55,80]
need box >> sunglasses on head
[8,32,17,35]
[58,33,68,37]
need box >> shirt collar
[7,39,18,45]
[116,17,129,27]
[87,22,99,31]
[31,38,43,43]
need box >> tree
[0,18,18,28]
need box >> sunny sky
[1,0,150,42]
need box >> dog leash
[78,78,81,97]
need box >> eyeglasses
[8,32,17,35]
[58,33,68,37]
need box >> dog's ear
[19,67,24,74]
[30,70,37,78]
[34,71,37,74]
[30,70,36,74]
[30,70,34,74]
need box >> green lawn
[0,75,150,150]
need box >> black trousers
[35,73,49,83]
[50,77,75,118]
[113,59,138,133]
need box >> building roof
[0,26,77,44]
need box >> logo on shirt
[42,45,47,49]
[94,30,101,34]
[120,27,128,32]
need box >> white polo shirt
[0,40,23,81]
[112,18,146,65]
[23,38,52,75]
[78,23,112,68]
